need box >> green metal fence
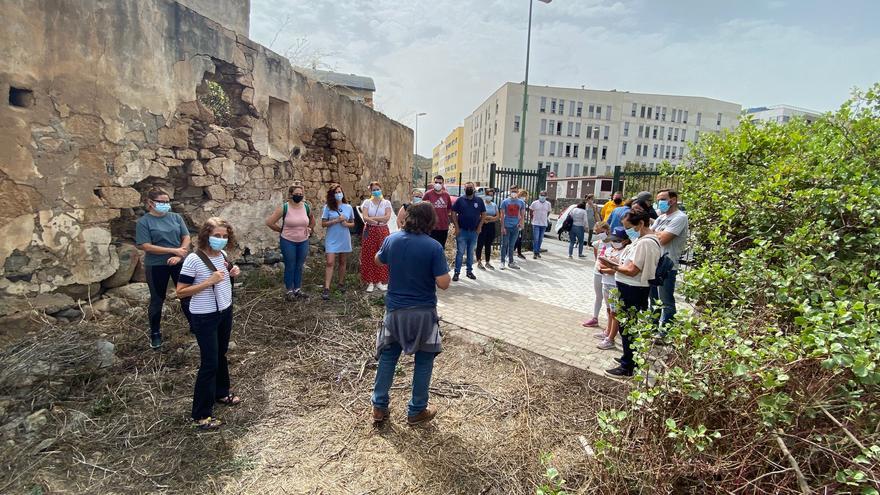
[488,163,548,249]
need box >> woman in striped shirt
[176,217,241,430]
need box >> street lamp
[414,112,427,158]
[517,0,551,171]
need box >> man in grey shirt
[651,189,688,326]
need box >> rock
[137,149,157,160]
[105,283,151,303]
[56,281,104,300]
[199,149,216,159]
[157,124,189,148]
[24,409,48,433]
[131,254,146,283]
[189,175,214,187]
[217,131,236,150]
[225,149,242,163]
[205,157,225,176]
[205,185,227,200]
[52,307,82,320]
[202,133,219,148]
[96,186,141,208]
[329,131,343,140]
[235,138,249,152]
[176,149,198,160]
[156,148,174,157]
[94,340,115,368]
[102,243,140,289]
[241,87,254,104]
[0,292,75,317]
[91,297,129,315]
[159,157,183,168]
[241,156,259,167]
[235,126,253,138]
[189,161,206,176]
[228,340,237,351]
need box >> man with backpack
[651,189,689,328]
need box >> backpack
[282,201,311,221]
[646,237,674,287]
[194,249,234,311]
[561,214,574,232]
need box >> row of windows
[622,142,686,160]
[629,104,724,127]
[538,161,605,178]
[539,140,608,161]
[540,119,610,140]
[539,97,613,121]
[630,124,688,142]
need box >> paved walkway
[438,236,619,375]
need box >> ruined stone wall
[175,0,251,35]
[0,0,412,314]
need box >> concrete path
[437,236,620,375]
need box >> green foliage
[536,454,568,495]
[592,83,880,492]
[200,80,232,126]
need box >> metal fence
[487,163,548,250]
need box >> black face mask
[613,198,622,205]
[465,188,475,196]
[291,194,304,203]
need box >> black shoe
[517,253,527,260]
[533,253,538,259]
[452,273,460,282]
[537,253,542,259]
[321,288,330,300]
[605,366,633,378]
[150,335,162,350]
[466,272,476,280]
[294,289,309,300]
[613,357,622,364]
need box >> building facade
[430,126,464,183]
[462,83,741,186]
[745,105,821,125]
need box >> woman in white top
[599,210,660,377]
[176,217,241,430]
[360,181,392,292]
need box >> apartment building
[462,82,741,185]
[745,104,821,124]
[430,126,464,182]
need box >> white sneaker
[377,283,388,291]
[500,262,507,270]
[366,283,375,293]
[597,338,616,350]
[509,262,521,270]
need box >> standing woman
[584,194,601,246]
[396,188,424,229]
[135,187,192,350]
[176,217,242,430]
[567,201,588,258]
[476,188,498,270]
[514,190,530,260]
[360,181,392,293]
[265,183,315,300]
[321,184,355,300]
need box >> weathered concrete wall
[176,0,251,35]
[0,0,412,312]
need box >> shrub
[200,80,231,126]
[591,84,880,493]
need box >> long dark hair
[326,183,345,210]
[403,202,436,235]
[624,210,652,228]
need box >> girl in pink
[360,181,391,292]
[265,183,315,300]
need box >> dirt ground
[0,263,625,494]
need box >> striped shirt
[179,252,233,314]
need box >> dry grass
[0,262,625,494]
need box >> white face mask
[612,242,624,249]
[509,191,518,198]
[596,232,608,241]
[433,183,442,191]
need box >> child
[583,221,611,327]
[596,227,631,350]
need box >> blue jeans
[532,225,547,254]
[454,229,478,273]
[190,307,233,420]
[372,342,437,417]
[280,238,309,290]
[500,225,520,263]
[568,225,585,256]
[650,269,679,325]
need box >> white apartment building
[745,104,821,124]
[462,82,741,185]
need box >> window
[549,141,556,156]
[539,140,546,156]
[652,126,658,139]
[674,128,680,141]
[513,115,521,132]
[647,106,653,119]
[559,100,564,115]
[636,144,641,156]
[653,144,659,158]
[496,100,499,114]
[603,126,610,140]
[671,147,677,159]
[638,125,644,138]
[679,146,684,158]
[697,112,702,126]
[596,106,602,119]
[575,122,581,137]
[623,122,630,137]
[661,107,667,121]
[567,121,573,136]
[621,141,628,155]
[591,146,598,160]
[540,119,547,135]
[681,129,687,141]
[551,98,557,113]
[717,112,722,126]
[9,87,34,108]
[576,101,583,117]
[566,163,572,177]
[606,106,612,120]
[665,146,670,159]
[565,143,572,157]
[683,110,688,123]
[631,102,637,117]
[588,104,595,119]
[553,162,559,175]
[548,119,555,135]
[667,127,673,140]
[573,144,579,157]
[640,105,646,118]
[601,146,607,160]
[590,166,597,176]
[540,96,547,113]
[591,125,599,139]
[569,100,575,117]
[659,145,664,158]
[556,121,562,136]
[655,106,661,120]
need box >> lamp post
[517,0,551,171]
[414,112,427,158]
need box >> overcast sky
[249,0,880,157]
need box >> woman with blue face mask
[176,217,242,430]
[135,187,192,350]
[321,184,355,300]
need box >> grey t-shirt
[570,207,588,227]
[652,209,689,269]
[135,212,189,266]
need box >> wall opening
[9,87,34,108]
[267,97,290,158]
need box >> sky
[249,0,880,157]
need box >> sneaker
[285,290,295,301]
[613,357,622,365]
[366,283,375,293]
[568,255,573,259]
[192,416,223,430]
[597,338,615,350]
[593,332,607,340]
[338,285,346,294]
[406,406,437,426]
[537,253,542,259]
[486,262,495,270]
[582,317,599,328]
[500,262,507,270]
[509,263,521,270]
[578,254,587,258]
[150,335,162,350]
[377,283,388,291]
[466,272,476,280]
[477,262,486,270]
[372,407,389,425]
[517,253,527,260]
[321,288,330,300]
[452,273,460,282]
[533,253,538,260]
[294,289,308,300]
[605,366,634,378]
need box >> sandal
[216,394,242,406]
[192,416,223,430]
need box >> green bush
[200,80,232,126]
[592,84,880,493]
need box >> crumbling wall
[0,0,412,318]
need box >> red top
[422,189,452,230]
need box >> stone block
[235,138,249,152]
[0,292,75,317]
[158,124,189,148]
[205,157,226,176]
[241,87,254,104]
[105,283,151,303]
[101,243,140,289]
[241,156,259,167]
[202,133,219,148]
[131,255,146,283]
[217,130,236,149]
[156,148,174,157]
[96,187,141,208]
[249,167,264,179]
[176,149,198,160]
[329,131,343,140]
[199,149,216,159]
[92,296,130,316]
[189,175,214,187]
[159,157,183,168]
[189,161,206,176]
[205,185,227,200]
[137,149,156,160]
[225,149,242,162]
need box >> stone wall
[0,0,412,316]
[175,0,250,35]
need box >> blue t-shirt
[484,199,498,217]
[377,231,449,311]
[608,206,631,230]
[452,195,486,231]
[135,212,189,266]
[499,198,526,229]
[322,203,354,254]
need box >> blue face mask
[335,192,344,202]
[208,236,228,251]
[154,202,171,213]
[539,196,547,202]
[371,190,382,198]
[657,200,670,213]
[625,228,640,241]
[412,196,422,204]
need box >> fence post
[611,165,622,195]
[537,166,547,194]
[424,171,428,189]
[489,162,497,190]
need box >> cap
[609,226,628,241]
[636,191,652,202]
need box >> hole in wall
[9,87,34,108]
[290,146,301,159]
